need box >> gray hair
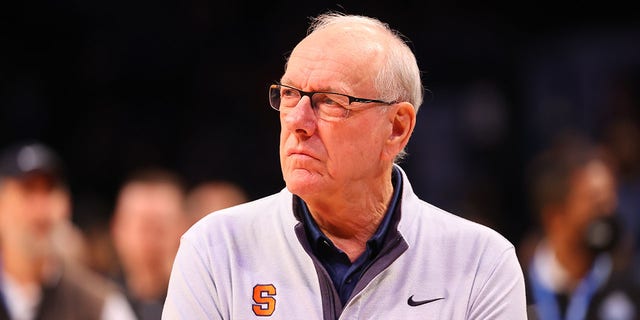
[307,12,424,113]
[308,12,423,162]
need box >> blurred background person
[184,180,248,228]
[0,141,136,320]
[110,167,187,320]
[522,132,640,319]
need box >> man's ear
[384,102,416,160]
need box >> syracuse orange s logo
[252,284,276,316]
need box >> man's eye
[281,88,298,98]
[316,94,346,108]
[320,97,340,106]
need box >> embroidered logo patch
[252,284,276,316]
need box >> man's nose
[282,96,317,136]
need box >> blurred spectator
[184,180,248,227]
[110,167,187,320]
[0,141,136,320]
[522,132,640,319]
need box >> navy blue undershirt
[298,166,402,306]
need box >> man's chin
[285,174,323,197]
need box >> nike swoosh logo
[407,295,444,306]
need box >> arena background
[2,0,639,247]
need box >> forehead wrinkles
[286,25,385,93]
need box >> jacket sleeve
[162,235,224,320]
[467,246,528,319]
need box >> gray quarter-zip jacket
[162,166,527,319]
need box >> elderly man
[163,12,526,319]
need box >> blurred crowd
[0,141,248,319]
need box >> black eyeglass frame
[269,82,396,113]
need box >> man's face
[0,174,70,258]
[562,160,618,241]
[112,182,185,278]
[278,25,396,200]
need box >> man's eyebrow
[279,78,342,93]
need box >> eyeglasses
[268,83,394,121]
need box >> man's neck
[1,246,60,287]
[126,269,171,301]
[315,211,386,262]
[550,234,595,289]
[303,174,394,261]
